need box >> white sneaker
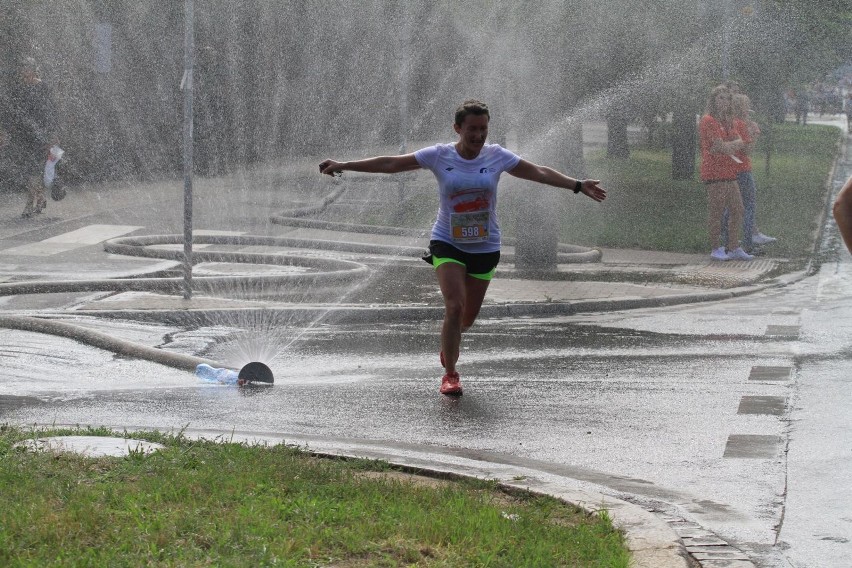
[752,232,777,245]
[729,247,754,261]
[710,247,731,261]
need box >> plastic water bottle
[195,364,239,385]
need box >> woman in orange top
[699,85,753,261]
[732,93,776,248]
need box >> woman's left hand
[580,179,607,202]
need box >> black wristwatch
[573,179,583,194]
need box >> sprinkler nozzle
[238,361,274,385]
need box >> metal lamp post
[182,0,194,299]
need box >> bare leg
[23,175,45,215]
[461,275,490,331]
[22,178,36,217]
[707,183,728,249]
[723,181,744,248]
[436,263,491,374]
[707,180,743,250]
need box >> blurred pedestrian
[794,86,809,126]
[784,89,796,120]
[723,93,776,251]
[2,57,58,218]
[844,92,852,131]
[699,85,753,261]
[319,99,607,396]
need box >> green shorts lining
[432,256,496,281]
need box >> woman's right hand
[729,137,746,152]
[319,159,343,176]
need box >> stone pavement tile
[672,258,779,288]
[682,536,729,546]
[688,546,751,558]
[669,528,718,539]
[692,556,753,565]
[17,435,164,457]
[599,248,707,266]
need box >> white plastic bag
[43,145,64,188]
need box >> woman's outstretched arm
[508,159,607,202]
[319,154,421,176]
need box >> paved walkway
[0,165,802,320]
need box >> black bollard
[238,362,274,385]
[514,186,559,271]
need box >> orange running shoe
[440,371,463,396]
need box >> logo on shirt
[450,188,490,213]
[445,167,455,171]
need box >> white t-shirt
[414,143,521,253]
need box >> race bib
[451,211,489,243]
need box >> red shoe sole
[440,377,463,396]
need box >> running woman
[319,99,606,396]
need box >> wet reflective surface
[3,260,852,566]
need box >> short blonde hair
[705,85,733,121]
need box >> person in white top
[320,100,606,396]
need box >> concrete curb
[0,263,810,369]
[55,275,801,327]
[315,452,693,568]
[0,234,373,296]
[269,184,603,264]
[25,426,692,568]
[499,482,692,568]
[0,224,792,311]
[105,233,425,260]
[0,270,370,296]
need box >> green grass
[310,124,841,259]
[501,123,842,256]
[0,426,630,567]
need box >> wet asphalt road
[2,258,851,567]
[2,127,851,567]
